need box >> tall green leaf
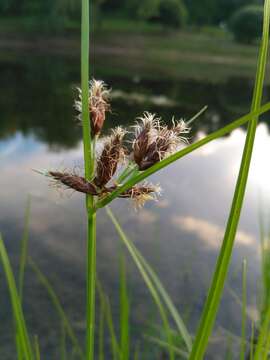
[106,207,178,359]
[0,235,34,360]
[240,260,247,360]
[189,1,270,358]
[119,254,130,360]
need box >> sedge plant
[38,0,270,358]
[1,0,270,359]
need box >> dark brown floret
[90,80,110,135]
[139,127,174,170]
[94,128,125,187]
[132,112,158,168]
[49,171,98,195]
[133,123,152,166]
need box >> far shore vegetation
[0,14,268,84]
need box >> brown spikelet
[90,80,110,135]
[94,127,126,187]
[49,171,98,195]
[132,112,159,167]
[74,79,111,136]
[138,127,173,170]
[137,119,190,171]
[106,183,161,208]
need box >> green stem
[240,259,247,360]
[86,212,97,360]
[81,0,91,180]
[81,0,96,358]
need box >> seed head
[135,117,190,171]
[132,112,160,166]
[48,171,98,195]
[94,127,126,187]
[74,79,111,136]
[119,183,161,208]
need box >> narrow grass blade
[133,242,192,352]
[241,259,247,360]
[227,286,255,323]
[250,321,255,360]
[0,235,34,360]
[98,302,105,360]
[254,305,270,359]
[60,322,67,360]
[34,335,41,360]
[186,105,208,125]
[28,258,84,360]
[97,102,270,210]
[189,1,270,358]
[106,207,192,353]
[97,281,121,360]
[106,207,175,360]
[19,196,31,302]
[145,335,188,359]
[119,254,130,360]
[15,332,23,360]
[225,335,233,360]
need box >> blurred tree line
[0,0,265,41]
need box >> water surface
[1,50,270,359]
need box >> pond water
[1,49,270,359]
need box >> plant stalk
[86,211,97,360]
[81,0,97,358]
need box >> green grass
[106,207,192,353]
[29,258,84,359]
[240,260,247,360]
[106,207,176,360]
[119,254,130,360]
[189,1,270,357]
[0,235,33,360]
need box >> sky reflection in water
[1,52,270,358]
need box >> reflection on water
[1,51,270,359]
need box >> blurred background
[1,0,270,359]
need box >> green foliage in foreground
[190,0,270,358]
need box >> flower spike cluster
[132,113,190,170]
[46,80,191,208]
